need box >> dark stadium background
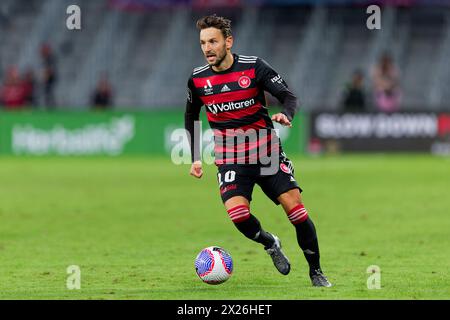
[0,0,449,301]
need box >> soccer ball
[195,246,233,284]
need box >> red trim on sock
[227,205,249,213]
[287,204,309,224]
[227,205,250,223]
[288,204,304,215]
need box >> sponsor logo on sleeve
[271,74,283,84]
[187,88,192,102]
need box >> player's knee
[286,203,309,225]
[278,188,302,211]
[226,205,250,223]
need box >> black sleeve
[255,58,299,121]
[184,78,203,163]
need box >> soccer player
[185,15,331,287]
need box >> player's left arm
[255,58,299,127]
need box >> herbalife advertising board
[11,115,135,155]
[0,111,307,156]
[310,112,450,153]
[0,112,166,156]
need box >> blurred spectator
[371,53,402,112]
[341,70,366,112]
[22,68,36,107]
[0,9,11,29]
[0,66,26,110]
[91,75,113,110]
[40,43,58,109]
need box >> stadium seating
[0,0,449,110]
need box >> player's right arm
[184,78,204,178]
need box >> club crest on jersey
[280,163,291,174]
[238,76,251,88]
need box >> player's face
[199,28,232,67]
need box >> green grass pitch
[0,154,449,299]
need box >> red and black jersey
[185,54,298,165]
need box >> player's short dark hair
[196,14,232,39]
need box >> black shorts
[217,154,302,205]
